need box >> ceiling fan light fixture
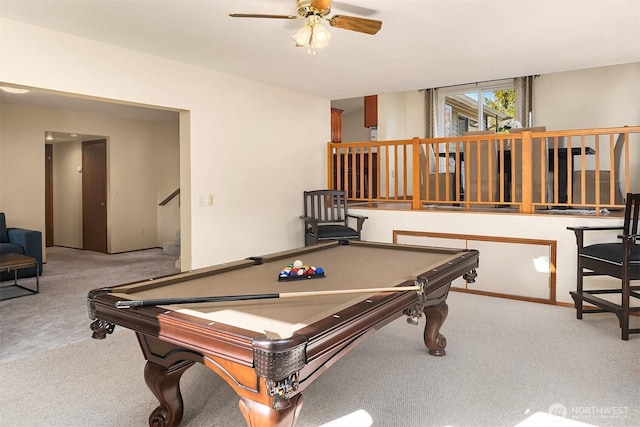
[292,15,331,55]
[310,20,331,48]
[292,23,313,46]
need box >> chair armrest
[300,215,320,224]
[7,227,43,272]
[300,216,320,238]
[347,214,368,233]
[567,226,624,232]
[347,213,368,220]
[618,233,639,241]
[567,225,626,250]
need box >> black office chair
[301,190,368,246]
[567,193,640,340]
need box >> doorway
[45,134,108,253]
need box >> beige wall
[0,104,43,230]
[377,90,426,141]
[341,107,370,142]
[535,63,640,130]
[106,116,178,253]
[1,102,180,253]
[535,63,640,188]
[0,18,328,270]
[52,140,83,248]
[155,121,181,248]
[378,91,426,197]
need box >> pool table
[88,240,478,427]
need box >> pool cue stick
[114,285,422,309]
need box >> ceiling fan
[229,0,382,54]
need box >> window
[437,80,515,137]
[444,104,453,137]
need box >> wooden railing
[328,126,638,214]
[159,188,180,206]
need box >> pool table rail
[91,292,263,366]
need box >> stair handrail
[159,188,180,206]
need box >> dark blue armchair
[0,212,43,281]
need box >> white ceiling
[1,0,639,104]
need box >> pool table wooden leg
[423,301,448,356]
[144,360,194,427]
[239,394,303,427]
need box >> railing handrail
[159,188,180,206]
[328,126,638,214]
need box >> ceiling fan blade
[311,0,333,11]
[229,13,298,20]
[332,1,377,16]
[328,15,382,35]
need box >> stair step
[163,241,180,256]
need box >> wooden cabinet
[364,95,377,128]
[331,108,342,143]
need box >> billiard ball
[293,260,303,269]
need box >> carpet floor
[0,247,638,426]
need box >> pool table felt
[111,244,463,338]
